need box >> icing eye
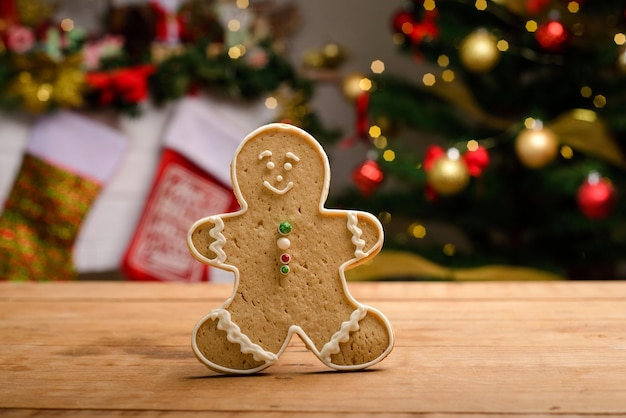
[284,162,292,171]
[266,161,275,170]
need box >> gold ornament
[302,49,325,69]
[427,153,470,195]
[459,30,500,73]
[321,42,346,68]
[341,72,368,102]
[302,42,347,69]
[515,126,559,169]
[8,53,85,113]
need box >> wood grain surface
[1,281,625,417]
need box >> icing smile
[258,149,300,195]
[263,180,293,195]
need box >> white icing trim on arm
[208,216,227,263]
[208,308,278,363]
[347,211,367,259]
[319,305,367,363]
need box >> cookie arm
[346,211,384,261]
[187,215,228,266]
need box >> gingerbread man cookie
[188,123,393,374]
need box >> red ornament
[535,20,570,53]
[352,159,384,196]
[576,173,617,220]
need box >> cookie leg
[192,308,279,374]
[318,305,394,371]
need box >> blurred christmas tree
[333,0,626,280]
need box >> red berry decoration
[410,17,439,45]
[462,146,490,177]
[391,9,414,34]
[535,19,570,53]
[391,5,438,47]
[526,0,551,15]
[576,173,617,220]
[352,159,384,196]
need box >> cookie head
[232,124,330,209]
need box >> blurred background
[2,0,626,282]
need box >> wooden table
[1,281,625,417]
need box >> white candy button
[277,237,291,250]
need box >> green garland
[0,1,339,142]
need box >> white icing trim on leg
[208,308,278,363]
[319,305,368,363]
[347,212,366,259]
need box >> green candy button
[278,221,292,235]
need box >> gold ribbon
[346,250,563,281]
[423,78,514,131]
[548,109,626,168]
